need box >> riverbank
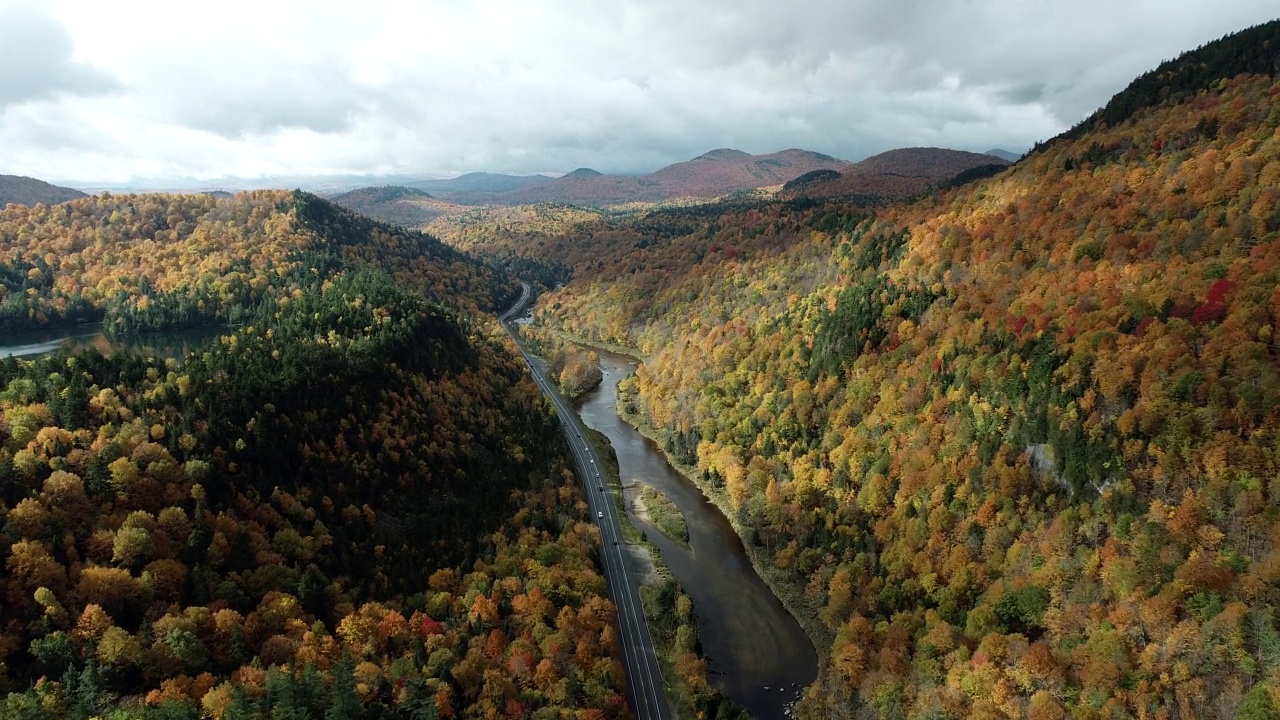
[547,334,832,667]
[583,427,746,719]
[617,396,835,664]
[574,349,816,719]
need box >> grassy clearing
[637,485,689,543]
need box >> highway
[499,283,674,720]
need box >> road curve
[499,283,674,720]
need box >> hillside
[0,174,88,206]
[0,190,517,333]
[328,185,466,228]
[779,147,1011,201]
[0,192,629,717]
[523,28,1280,720]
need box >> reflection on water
[577,350,817,720]
[0,324,226,360]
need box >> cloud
[0,3,119,110]
[4,0,1278,183]
[168,65,368,139]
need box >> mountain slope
[527,28,1280,720]
[0,174,88,206]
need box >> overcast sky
[1,0,1276,185]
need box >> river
[0,324,225,360]
[575,350,817,720]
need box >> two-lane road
[499,284,674,720]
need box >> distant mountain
[985,148,1023,162]
[561,167,605,180]
[335,185,433,203]
[495,148,850,205]
[329,185,465,227]
[406,171,554,196]
[0,174,88,206]
[779,147,1011,201]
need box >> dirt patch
[624,542,663,586]
[629,486,654,524]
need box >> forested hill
[0,190,518,334]
[0,192,630,716]
[527,28,1280,720]
[326,186,464,228]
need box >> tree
[327,653,363,720]
[1236,684,1280,720]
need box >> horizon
[21,144,1025,194]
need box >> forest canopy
[0,191,518,335]
[0,194,627,719]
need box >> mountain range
[495,148,849,205]
[405,171,554,196]
[329,146,1009,228]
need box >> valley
[0,12,1278,720]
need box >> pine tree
[326,654,362,720]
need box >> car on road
[598,484,603,490]
[597,511,603,518]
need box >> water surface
[0,324,224,360]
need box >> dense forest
[0,195,633,718]
[0,191,517,334]
[511,20,1280,720]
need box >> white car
[597,511,604,518]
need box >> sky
[1,0,1277,186]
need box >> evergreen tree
[326,654,363,720]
